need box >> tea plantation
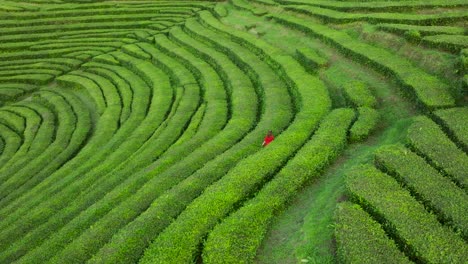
[0,0,466,263]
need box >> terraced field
[0,0,466,263]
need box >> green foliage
[0,123,22,167]
[0,55,175,262]
[0,104,51,188]
[202,108,354,264]
[251,0,277,6]
[56,73,106,115]
[406,116,468,190]
[334,202,411,264]
[268,13,455,110]
[0,73,54,85]
[138,11,331,264]
[349,107,379,142]
[375,144,468,239]
[0,88,25,101]
[5,45,204,263]
[47,25,262,264]
[404,29,421,42]
[461,55,468,75]
[295,47,328,72]
[422,34,468,53]
[285,5,468,26]
[342,80,376,108]
[173,103,206,147]
[121,44,152,60]
[377,23,466,37]
[346,164,468,263]
[230,0,267,16]
[80,33,231,264]
[0,109,25,133]
[276,0,468,12]
[0,1,465,263]
[433,107,468,152]
[213,3,228,18]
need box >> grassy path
[256,117,413,263]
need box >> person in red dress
[262,130,274,147]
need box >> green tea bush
[0,123,22,167]
[0,109,25,134]
[404,29,421,42]
[40,34,236,264]
[433,107,468,152]
[349,107,379,142]
[0,73,55,85]
[422,34,468,53]
[0,63,149,215]
[202,108,354,264]
[86,35,253,262]
[285,5,468,26]
[460,49,468,74]
[0,58,173,261]
[268,13,455,110]
[83,65,132,123]
[213,4,228,18]
[334,202,411,264]
[342,80,376,108]
[230,0,267,16]
[6,49,201,263]
[139,12,331,264]
[406,116,468,190]
[277,0,468,12]
[295,47,328,72]
[59,24,262,261]
[375,144,468,239]
[0,104,51,186]
[0,89,90,215]
[377,23,466,36]
[346,164,468,263]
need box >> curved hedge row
[86,23,289,262]
[0,54,174,262]
[139,11,331,264]
[342,80,376,108]
[30,39,221,264]
[0,1,465,263]
[268,13,455,110]
[0,123,22,166]
[0,104,54,196]
[202,108,354,264]
[0,89,90,205]
[0,109,25,140]
[349,107,379,142]
[0,47,206,263]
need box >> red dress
[263,135,274,146]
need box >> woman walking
[262,130,274,147]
